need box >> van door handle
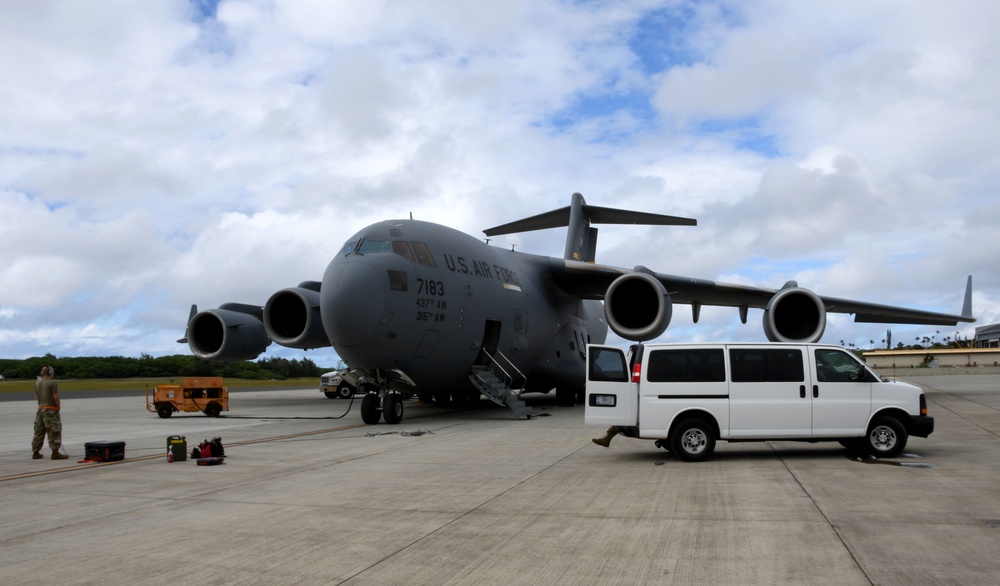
[813,385,819,398]
[800,385,806,398]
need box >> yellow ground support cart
[146,377,229,418]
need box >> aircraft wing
[548,259,975,327]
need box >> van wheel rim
[682,430,707,454]
[870,426,896,451]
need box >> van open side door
[585,345,639,426]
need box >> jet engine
[263,283,330,350]
[604,272,673,341]
[762,285,827,343]
[187,304,270,361]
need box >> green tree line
[0,354,328,380]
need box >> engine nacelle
[604,272,673,341]
[762,286,827,343]
[187,307,270,361]
[264,286,330,350]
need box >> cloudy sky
[1,0,997,365]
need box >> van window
[815,348,865,382]
[730,348,804,383]
[647,349,725,383]
[589,347,628,382]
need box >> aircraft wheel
[337,384,354,399]
[670,418,716,462]
[361,393,380,424]
[865,416,907,458]
[157,405,172,419]
[204,403,222,417]
[383,394,404,424]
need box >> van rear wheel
[865,416,907,458]
[671,418,716,462]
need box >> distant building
[975,323,1000,348]
[863,348,1000,369]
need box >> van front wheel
[865,416,907,458]
[671,418,716,462]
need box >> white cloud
[0,0,996,363]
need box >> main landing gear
[360,390,405,425]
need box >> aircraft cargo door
[585,345,637,426]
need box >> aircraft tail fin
[483,192,696,262]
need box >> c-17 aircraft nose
[321,259,386,347]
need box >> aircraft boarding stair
[469,365,533,420]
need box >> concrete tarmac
[2,375,999,585]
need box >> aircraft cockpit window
[340,240,359,255]
[357,240,391,254]
[392,241,415,262]
[411,242,436,267]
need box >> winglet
[962,275,973,319]
[177,304,198,344]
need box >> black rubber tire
[361,393,380,424]
[865,416,908,458]
[204,403,222,417]
[383,394,404,424]
[323,391,337,399]
[337,384,354,400]
[670,418,716,462]
[157,405,172,419]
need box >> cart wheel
[157,405,172,419]
[205,403,222,417]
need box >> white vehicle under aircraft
[180,193,975,424]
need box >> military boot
[32,452,43,459]
[51,451,69,460]
[592,427,619,447]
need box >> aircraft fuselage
[320,219,607,396]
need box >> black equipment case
[84,440,126,462]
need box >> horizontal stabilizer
[484,192,696,261]
[484,195,696,237]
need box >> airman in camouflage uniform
[33,366,68,460]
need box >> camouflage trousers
[32,410,62,453]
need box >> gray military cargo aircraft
[180,193,975,424]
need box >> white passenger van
[585,343,933,462]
